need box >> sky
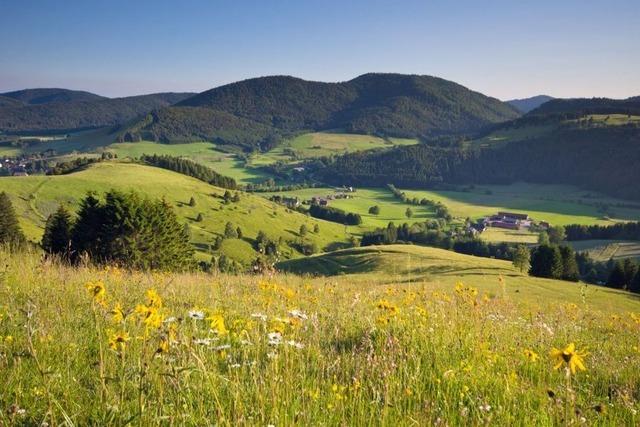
[0,0,638,100]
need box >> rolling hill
[277,244,640,311]
[0,161,348,263]
[507,95,554,113]
[0,88,107,105]
[122,73,520,147]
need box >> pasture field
[579,114,640,126]
[400,183,640,226]
[567,240,640,262]
[106,141,274,185]
[1,246,640,425]
[0,162,347,262]
[471,124,555,147]
[479,227,538,244]
[263,187,436,234]
[250,132,419,166]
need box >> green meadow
[250,132,418,166]
[400,183,640,226]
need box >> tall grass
[0,249,639,425]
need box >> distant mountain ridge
[507,95,554,113]
[0,92,195,133]
[1,88,107,105]
[122,73,520,147]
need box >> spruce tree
[558,245,579,282]
[529,245,563,279]
[0,191,26,246]
[71,192,103,260]
[608,261,627,288]
[42,205,73,256]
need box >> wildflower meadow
[1,250,639,425]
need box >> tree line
[140,154,237,189]
[565,222,640,241]
[308,204,362,225]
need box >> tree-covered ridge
[120,106,279,150]
[529,96,640,116]
[140,154,237,189]
[121,73,520,146]
[0,88,107,105]
[0,92,194,132]
[316,126,640,200]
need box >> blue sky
[1,0,638,99]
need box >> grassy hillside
[0,162,348,262]
[251,132,418,165]
[263,187,437,234]
[1,248,639,424]
[277,244,640,311]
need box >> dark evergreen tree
[189,197,197,207]
[529,245,563,279]
[630,270,640,293]
[236,227,243,239]
[196,213,204,222]
[607,261,627,288]
[623,258,639,286]
[558,245,579,282]
[70,192,102,260]
[313,224,320,233]
[42,205,73,256]
[299,224,308,237]
[0,191,25,246]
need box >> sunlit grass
[1,249,639,425]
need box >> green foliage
[529,245,563,279]
[0,191,25,246]
[548,225,566,245]
[41,205,73,256]
[318,126,640,200]
[224,222,238,239]
[70,190,194,270]
[308,204,362,225]
[512,245,531,273]
[368,205,380,215]
[405,207,413,219]
[299,224,308,237]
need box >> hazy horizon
[1,0,638,100]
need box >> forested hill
[529,96,640,116]
[0,88,107,105]
[121,73,520,147]
[316,125,640,200]
[507,95,554,113]
[0,92,194,132]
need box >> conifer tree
[0,191,25,246]
[42,205,73,256]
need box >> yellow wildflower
[111,302,125,323]
[550,343,587,374]
[209,314,229,336]
[523,349,539,362]
[85,281,106,303]
[108,331,130,351]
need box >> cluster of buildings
[0,158,29,176]
[270,187,356,209]
[469,211,550,234]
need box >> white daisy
[188,310,205,320]
[267,332,282,345]
[288,309,308,320]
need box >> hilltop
[122,73,520,147]
[507,95,554,113]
